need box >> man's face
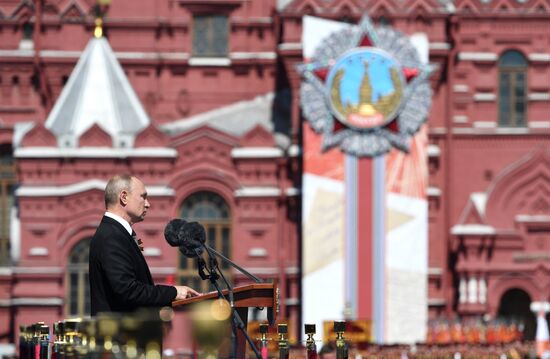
[123,178,150,224]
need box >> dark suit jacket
[89,216,177,315]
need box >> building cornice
[14,147,177,158]
[451,224,496,235]
[16,180,175,197]
[231,147,284,159]
[458,52,497,62]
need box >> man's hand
[174,285,201,300]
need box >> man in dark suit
[89,173,199,315]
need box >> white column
[459,276,467,304]
[478,277,487,304]
[468,276,477,304]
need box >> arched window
[177,191,231,292]
[67,238,91,317]
[498,288,535,340]
[498,50,527,127]
[0,144,15,265]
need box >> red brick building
[1,0,550,352]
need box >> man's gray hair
[104,174,134,209]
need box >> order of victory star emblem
[297,15,434,157]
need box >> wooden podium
[172,283,278,358]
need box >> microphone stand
[206,246,263,283]
[200,244,262,359]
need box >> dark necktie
[131,230,144,252]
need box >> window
[177,191,231,293]
[0,145,15,265]
[192,15,228,57]
[67,238,91,317]
[498,50,527,127]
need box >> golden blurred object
[94,18,103,38]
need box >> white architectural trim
[528,92,550,101]
[10,206,20,263]
[287,144,301,157]
[143,248,161,257]
[451,224,496,235]
[427,144,440,157]
[428,298,446,306]
[428,267,443,275]
[278,43,302,51]
[473,121,497,129]
[230,52,276,60]
[429,42,451,50]
[14,147,177,158]
[453,115,468,123]
[285,187,300,196]
[188,57,231,66]
[29,247,49,256]
[471,192,488,216]
[235,187,281,197]
[248,248,268,257]
[528,121,550,129]
[0,49,277,62]
[458,52,498,62]
[284,298,300,306]
[16,180,175,197]
[0,268,13,276]
[530,301,550,312]
[528,53,550,62]
[427,187,442,197]
[453,84,469,93]
[452,127,530,135]
[516,214,550,222]
[473,93,496,102]
[231,147,284,158]
[11,298,63,306]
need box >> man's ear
[120,190,128,206]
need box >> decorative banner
[300,14,431,345]
[297,14,434,157]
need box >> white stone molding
[248,248,268,257]
[235,187,281,197]
[143,248,161,257]
[15,147,177,158]
[429,42,451,50]
[231,147,284,158]
[473,121,497,128]
[427,144,440,157]
[528,121,550,129]
[468,277,478,304]
[458,52,498,62]
[528,93,550,101]
[29,247,48,256]
[453,115,469,123]
[11,298,63,306]
[188,57,231,66]
[16,180,175,197]
[451,224,496,235]
[478,277,487,304]
[287,144,302,157]
[278,43,302,51]
[453,84,469,93]
[459,277,467,303]
[473,93,496,102]
[427,187,442,197]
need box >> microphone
[178,221,206,258]
[163,218,187,247]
